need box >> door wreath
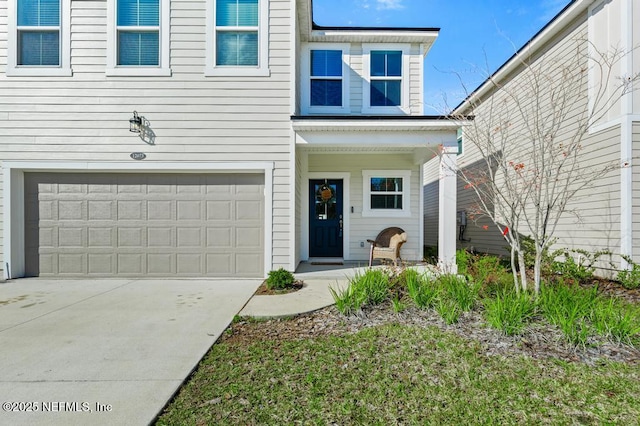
[317,183,335,203]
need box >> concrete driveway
[0,278,261,426]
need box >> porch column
[438,146,458,274]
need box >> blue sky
[312,0,572,113]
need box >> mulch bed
[226,278,640,366]
[580,277,640,304]
[253,280,305,296]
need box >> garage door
[24,173,264,277]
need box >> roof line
[312,24,440,32]
[452,0,584,113]
[308,0,439,33]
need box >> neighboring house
[424,0,639,274]
[0,0,461,279]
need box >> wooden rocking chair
[367,227,407,267]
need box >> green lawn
[156,323,640,425]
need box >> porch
[292,115,462,273]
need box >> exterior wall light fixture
[129,111,142,133]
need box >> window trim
[301,43,350,114]
[205,0,269,77]
[362,44,410,114]
[7,0,72,77]
[106,0,171,77]
[362,170,411,218]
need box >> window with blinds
[117,0,160,66]
[17,0,60,66]
[215,0,259,66]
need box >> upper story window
[311,50,343,107]
[18,0,60,66]
[117,0,159,66]
[107,0,170,76]
[362,44,410,114]
[206,0,269,76]
[370,50,402,107]
[216,0,258,66]
[7,0,71,76]
[301,44,350,114]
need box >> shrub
[456,249,472,277]
[330,284,367,316]
[484,289,536,336]
[356,269,391,306]
[592,297,640,344]
[617,255,640,289]
[472,255,508,284]
[539,283,599,346]
[391,295,407,313]
[329,269,391,315]
[406,271,439,309]
[439,274,479,312]
[436,298,461,325]
[550,248,610,284]
[266,268,296,290]
[454,251,512,295]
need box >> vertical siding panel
[349,44,363,113]
[409,44,421,115]
[632,122,640,259]
[0,0,7,68]
[422,157,440,248]
[0,163,3,276]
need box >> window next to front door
[362,170,411,217]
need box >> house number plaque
[130,152,146,160]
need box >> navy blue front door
[309,179,343,257]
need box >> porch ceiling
[299,145,417,153]
[297,143,435,166]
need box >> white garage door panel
[24,173,264,277]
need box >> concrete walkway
[239,262,368,318]
[240,262,437,318]
[240,279,342,318]
[0,278,260,426]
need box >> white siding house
[1,0,461,279]
[423,0,640,275]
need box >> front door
[309,179,343,257]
